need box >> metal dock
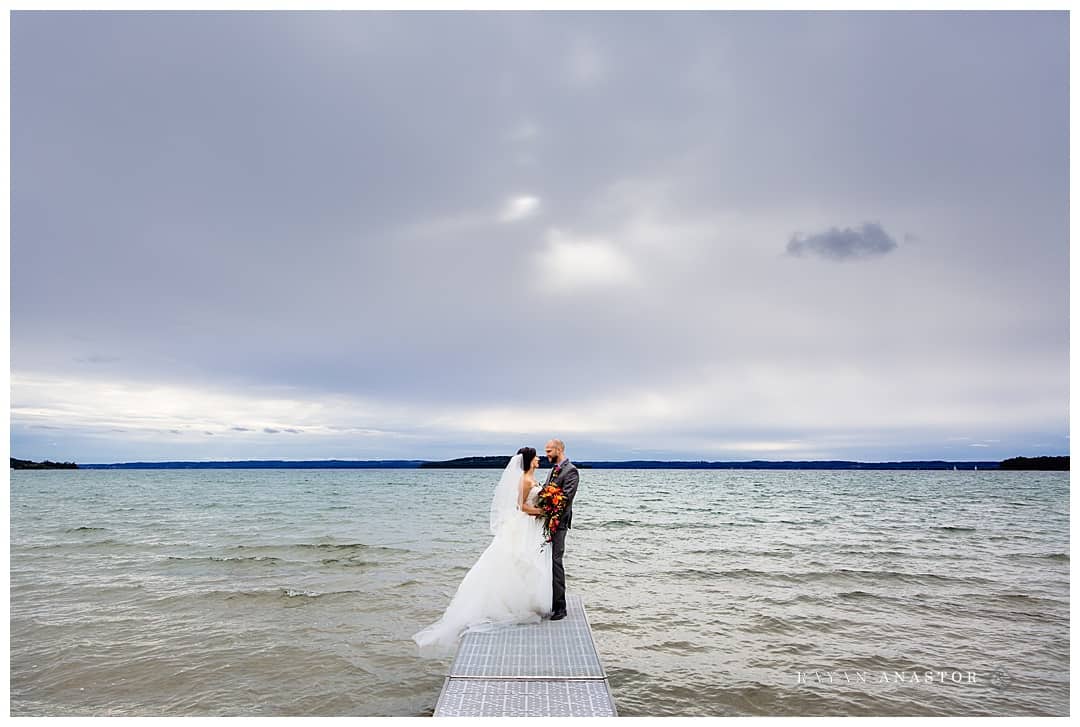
[433,592,618,717]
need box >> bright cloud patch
[499,195,541,222]
[538,229,637,289]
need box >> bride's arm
[518,476,543,516]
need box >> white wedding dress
[413,459,553,659]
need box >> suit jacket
[544,459,579,530]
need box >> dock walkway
[433,592,618,717]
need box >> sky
[9,10,1070,463]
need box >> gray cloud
[263,428,280,434]
[72,354,121,364]
[786,222,898,261]
[9,11,1068,462]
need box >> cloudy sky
[10,10,1070,463]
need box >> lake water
[8,467,1070,716]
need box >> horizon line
[28,454,1069,467]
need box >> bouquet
[536,482,568,542]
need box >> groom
[543,438,579,621]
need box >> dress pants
[551,527,568,614]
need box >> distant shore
[16,455,1069,471]
[10,458,78,470]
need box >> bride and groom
[412,439,580,657]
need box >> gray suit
[544,458,579,615]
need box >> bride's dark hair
[517,447,536,471]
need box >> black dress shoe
[550,611,567,621]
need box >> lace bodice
[524,482,541,509]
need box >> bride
[412,447,553,658]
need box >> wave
[73,538,127,547]
[668,566,998,586]
[931,526,977,532]
[747,614,802,634]
[595,519,644,528]
[1003,552,1068,562]
[590,620,637,633]
[758,591,903,607]
[164,555,283,564]
[65,526,109,532]
[183,587,368,603]
[684,547,798,558]
[318,558,379,568]
[992,592,1068,606]
[643,639,712,654]
[163,546,399,569]
[231,542,410,557]
[828,548,916,557]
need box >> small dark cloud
[204,431,215,435]
[232,426,252,432]
[283,428,300,434]
[264,427,279,434]
[169,429,183,434]
[786,222,898,261]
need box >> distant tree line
[79,459,425,469]
[10,458,78,470]
[998,456,1069,471]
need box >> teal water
[8,468,1069,716]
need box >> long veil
[413,450,551,658]
[489,453,524,535]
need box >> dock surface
[433,592,617,717]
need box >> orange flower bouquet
[536,483,568,542]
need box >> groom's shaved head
[545,439,565,460]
